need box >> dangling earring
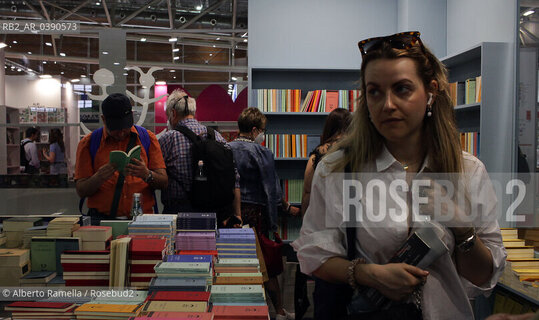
[426,105,432,117]
[426,93,433,117]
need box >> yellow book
[142,301,207,313]
[75,303,141,315]
[501,228,518,240]
[507,258,539,269]
[503,239,526,248]
[506,246,535,259]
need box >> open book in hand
[358,226,449,310]
[109,145,141,175]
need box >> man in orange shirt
[75,93,168,223]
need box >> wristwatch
[144,170,154,183]
[456,230,476,253]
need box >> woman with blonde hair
[292,31,505,320]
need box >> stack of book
[74,303,142,320]
[19,271,57,287]
[47,217,80,237]
[3,217,43,248]
[216,228,257,259]
[110,237,132,288]
[210,285,266,306]
[5,301,77,320]
[177,212,217,232]
[0,231,6,247]
[212,305,270,319]
[129,216,175,254]
[154,260,213,286]
[133,312,213,319]
[148,277,208,293]
[22,225,47,248]
[0,248,30,286]
[128,236,167,289]
[61,250,110,287]
[175,231,216,251]
[500,228,535,260]
[214,258,261,275]
[100,220,130,239]
[523,228,539,249]
[74,226,112,250]
[140,291,211,314]
[31,237,80,274]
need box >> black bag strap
[109,132,137,218]
[175,124,200,143]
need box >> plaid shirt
[159,118,239,206]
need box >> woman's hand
[362,263,429,301]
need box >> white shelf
[18,122,79,127]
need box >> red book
[61,263,110,272]
[144,312,213,320]
[147,291,211,302]
[64,279,109,286]
[129,277,154,283]
[130,238,166,257]
[212,305,269,319]
[325,90,339,112]
[130,264,158,273]
[5,302,75,312]
[178,250,218,256]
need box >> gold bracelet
[347,257,366,290]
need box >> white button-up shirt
[292,146,506,320]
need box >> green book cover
[109,145,141,174]
[31,238,56,272]
[100,220,129,239]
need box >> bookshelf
[442,42,516,173]
[250,68,360,180]
[0,105,21,174]
[250,69,360,241]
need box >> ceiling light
[0,42,6,49]
[170,70,175,72]
[102,51,109,55]
[39,75,52,79]
[172,48,179,52]
[27,51,32,54]
[123,73,128,76]
[155,81,166,85]
[142,86,147,89]
[42,61,47,64]
[173,76,176,79]
[60,71,64,74]
[243,39,247,42]
[212,45,216,48]
[113,62,120,65]
[169,37,177,42]
[45,42,52,46]
[209,53,213,56]
[196,4,203,10]
[59,52,66,57]
[231,77,237,81]
[17,68,21,72]
[12,40,17,44]
[96,2,100,5]
[140,38,147,42]
[216,37,220,40]
[173,56,179,60]
[242,32,247,37]
[81,75,86,78]
[71,79,80,82]
[523,10,535,16]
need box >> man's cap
[101,93,134,130]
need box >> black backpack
[175,125,236,216]
[20,140,31,171]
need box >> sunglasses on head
[357,31,423,56]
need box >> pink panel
[154,84,168,134]
[196,85,248,121]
